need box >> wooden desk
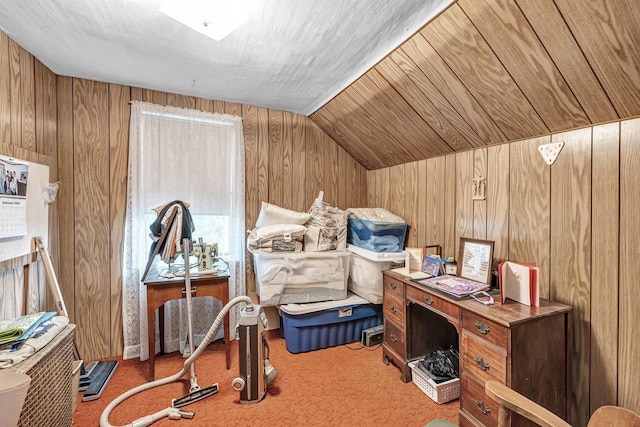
[382,270,571,427]
[144,271,230,380]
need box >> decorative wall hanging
[538,141,565,165]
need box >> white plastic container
[0,371,31,427]
[347,244,406,304]
[252,250,350,306]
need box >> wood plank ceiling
[310,0,640,170]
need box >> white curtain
[122,102,245,361]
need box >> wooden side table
[144,271,230,380]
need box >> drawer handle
[424,295,434,305]
[390,306,397,314]
[476,399,491,415]
[475,357,490,371]
[389,333,398,342]
[390,282,397,290]
[182,287,197,296]
[475,320,490,334]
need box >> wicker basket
[8,324,76,427]
[408,359,460,404]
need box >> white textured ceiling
[0,0,452,115]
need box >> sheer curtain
[122,102,245,361]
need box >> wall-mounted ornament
[538,141,565,165]
[472,176,486,201]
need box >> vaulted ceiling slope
[311,0,640,170]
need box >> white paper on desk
[503,262,531,305]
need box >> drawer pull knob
[476,399,491,415]
[390,282,397,290]
[475,357,490,371]
[475,320,490,334]
[390,306,397,314]
[424,295,434,305]
[389,334,398,342]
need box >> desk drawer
[384,318,405,357]
[384,292,405,325]
[462,311,507,349]
[461,332,506,384]
[461,374,498,427]
[384,275,404,299]
[406,285,459,320]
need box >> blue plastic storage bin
[279,294,383,354]
[347,217,408,252]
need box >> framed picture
[457,237,494,284]
[421,254,442,276]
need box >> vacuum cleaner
[100,295,277,427]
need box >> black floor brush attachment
[171,383,219,408]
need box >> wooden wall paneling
[619,118,640,414]
[0,32,9,143]
[400,34,507,145]
[590,122,619,411]
[241,104,257,294]
[19,47,35,151]
[213,100,226,114]
[281,111,293,210]
[309,106,368,169]
[363,69,457,156]
[304,118,324,208]
[108,84,129,355]
[56,76,75,323]
[455,150,474,246]
[384,51,485,149]
[472,148,487,239]
[42,66,59,274]
[555,0,640,118]
[459,0,590,131]
[142,89,166,106]
[425,157,446,248]
[415,159,427,247]
[367,170,376,207]
[340,86,417,165]
[8,38,21,147]
[166,93,195,110]
[550,127,592,427]
[357,157,368,207]
[268,109,283,208]
[34,60,45,155]
[422,5,548,140]
[256,107,269,209]
[515,0,618,123]
[388,164,405,222]
[130,87,142,102]
[403,161,419,247]
[73,78,111,360]
[291,112,306,212]
[195,97,214,113]
[375,167,390,210]
[443,154,457,258]
[323,132,338,208]
[508,135,550,295]
[337,145,348,210]
[224,102,242,117]
[321,95,389,169]
[486,144,510,264]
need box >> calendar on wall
[0,156,29,239]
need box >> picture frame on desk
[457,237,494,285]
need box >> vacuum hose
[100,295,254,427]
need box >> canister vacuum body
[232,304,276,404]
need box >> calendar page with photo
[0,156,29,239]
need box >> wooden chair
[485,380,640,427]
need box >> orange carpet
[74,331,458,426]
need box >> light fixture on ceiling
[159,0,256,41]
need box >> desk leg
[147,304,155,381]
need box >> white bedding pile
[0,316,69,369]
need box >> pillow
[253,224,307,240]
[255,202,311,228]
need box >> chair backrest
[588,406,640,427]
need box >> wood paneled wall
[367,119,640,425]
[53,79,367,362]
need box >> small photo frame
[457,237,494,284]
[421,254,442,277]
